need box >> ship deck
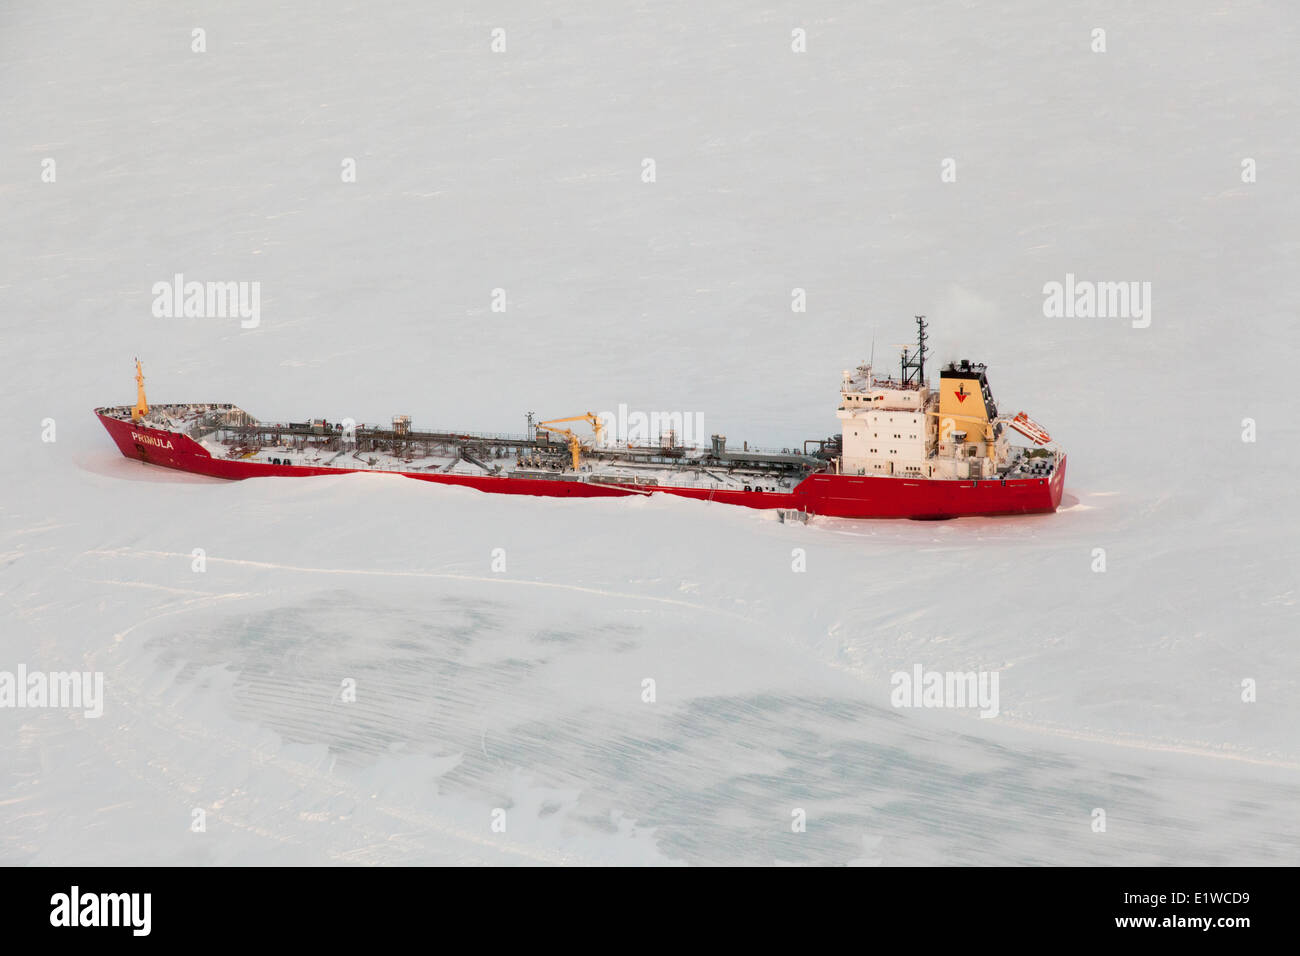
[97,403,829,492]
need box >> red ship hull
[96,411,1066,520]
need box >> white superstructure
[836,365,936,477]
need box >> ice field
[2,1,1297,864]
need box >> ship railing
[393,428,531,442]
[586,472,796,493]
[254,422,536,443]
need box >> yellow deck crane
[535,413,605,471]
[131,358,150,422]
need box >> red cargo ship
[96,319,1065,520]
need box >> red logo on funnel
[954,383,969,403]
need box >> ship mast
[131,358,150,422]
[900,315,928,386]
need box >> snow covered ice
[2,1,1298,865]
